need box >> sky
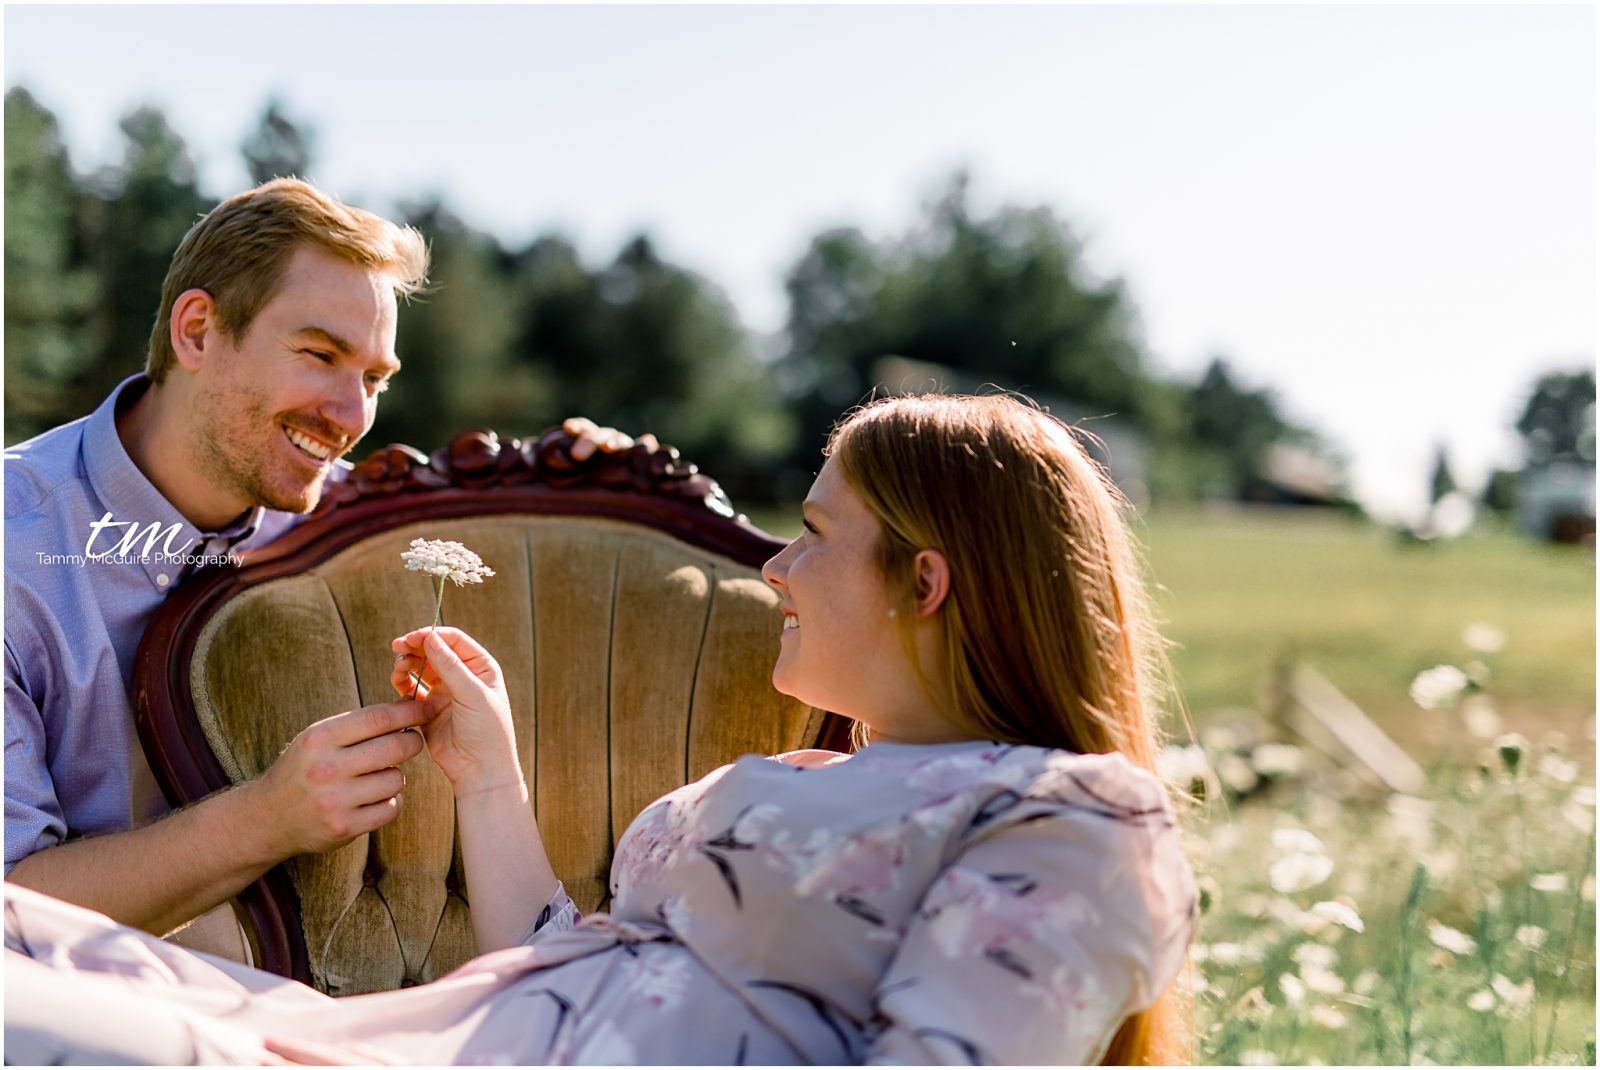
[4,4,1594,519]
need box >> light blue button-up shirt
[4,375,310,870]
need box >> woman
[5,394,1196,1065]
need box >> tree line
[6,88,1342,506]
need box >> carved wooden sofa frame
[133,427,850,995]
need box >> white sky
[4,4,1594,519]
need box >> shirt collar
[81,374,266,591]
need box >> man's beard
[190,390,335,518]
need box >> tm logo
[84,513,196,560]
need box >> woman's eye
[802,520,820,537]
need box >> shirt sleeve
[865,786,1197,1065]
[514,881,582,946]
[5,639,66,873]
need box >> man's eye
[367,375,391,395]
[303,349,335,364]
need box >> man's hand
[563,417,658,462]
[245,701,431,859]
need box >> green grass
[1136,506,1594,755]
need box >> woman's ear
[911,548,951,618]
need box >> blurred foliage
[0,89,1375,508]
[1517,369,1596,468]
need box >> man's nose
[320,374,371,443]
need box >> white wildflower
[1278,972,1306,1006]
[1200,942,1253,966]
[1156,744,1213,789]
[1530,873,1569,894]
[1466,989,1496,1012]
[1239,1050,1278,1066]
[1272,828,1326,854]
[1462,623,1507,653]
[1309,1005,1348,1030]
[1571,785,1596,807]
[1585,876,1595,902]
[1291,943,1338,971]
[1200,724,1239,753]
[1461,695,1503,740]
[1311,900,1366,933]
[1538,753,1579,784]
[1271,852,1335,895]
[1562,801,1594,834]
[1216,753,1259,794]
[400,538,496,586]
[1252,742,1306,778]
[1352,969,1380,996]
[1300,963,1346,995]
[1514,925,1547,949]
[1491,974,1534,1014]
[1426,920,1477,955]
[1409,665,1470,710]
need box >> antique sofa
[133,427,850,995]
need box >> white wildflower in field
[1460,695,1503,740]
[1409,665,1470,710]
[1562,800,1595,834]
[401,538,497,586]
[1462,622,1507,653]
[1538,753,1579,783]
[1309,1005,1348,1030]
[1300,963,1346,996]
[1570,785,1596,807]
[1156,744,1212,789]
[1291,943,1338,970]
[1491,974,1534,1014]
[1426,920,1478,956]
[1352,969,1380,996]
[1216,753,1259,795]
[1466,989,1496,1013]
[1238,1050,1278,1066]
[1272,827,1326,854]
[1530,872,1569,893]
[1311,900,1365,933]
[1514,924,1547,948]
[1585,875,1596,902]
[1384,794,1435,850]
[1200,724,1239,753]
[1199,942,1254,966]
[1278,972,1307,1006]
[1251,742,1306,778]
[1271,851,1335,894]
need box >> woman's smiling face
[762,457,963,743]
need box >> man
[4,178,628,955]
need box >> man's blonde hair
[146,177,430,382]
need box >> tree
[1516,369,1596,468]
[241,98,316,184]
[776,172,1150,486]
[1428,444,1457,504]
[4,88,96,443]
[80,105,213,407]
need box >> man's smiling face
[188,243,401,518]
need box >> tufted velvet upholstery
[172,516,822,995]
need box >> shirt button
[156,574,171,588]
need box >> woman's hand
[390,627,522,797]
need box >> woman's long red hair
[830,394,1192,1065]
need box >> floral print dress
[4,740,1197,1065]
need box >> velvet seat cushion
[188,516,819,995]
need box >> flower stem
[409,576,446,700]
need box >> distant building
[869,356,1150,507]
[1241,444,1349,508]
[1518,462,1596,543]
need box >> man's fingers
[318,701,431,748]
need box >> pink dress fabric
[4,740,1196,1065]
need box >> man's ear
[911,548,951,618]
[169,289,222,373]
